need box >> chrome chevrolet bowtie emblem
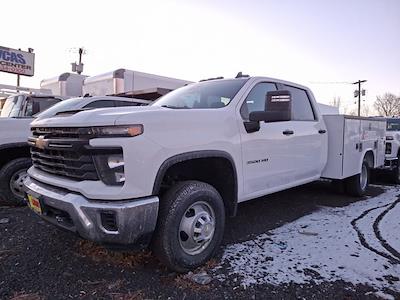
[35,135,47,150]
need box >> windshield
[27,97,61,117]
[152,79,248,109]
[387,119,400,131]
[36,97,83,119]
[0,95,24,117]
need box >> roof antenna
[236,72,249,78]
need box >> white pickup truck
[23,76,386,271]
[0,93,64,205]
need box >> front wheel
[152,180,225,272]
[345,160,369,197]
[0,158,31,206]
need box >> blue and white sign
[0,46,35,76]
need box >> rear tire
[345,160,369,197]
[152,180,225,272]
[0,158,31,206]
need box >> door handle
[282,130,294,135]
[318,129,326,134]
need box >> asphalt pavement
[1,180,399,300]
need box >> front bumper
[23,177,159,247]
[379,157,398,170]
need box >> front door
[239,81,297,199]
[239,81,325,200]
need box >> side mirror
[244,90,292,133]
[248,90,292,123]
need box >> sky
[1,0,399,114]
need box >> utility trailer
[322,115,386,182]
[40,73,87,97]
[82,69,192,100]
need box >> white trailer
[40,73,87,97]
[322,115,386,180]
[82,69,192,100]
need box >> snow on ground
[379,203,400,255]
[216,186,400,293]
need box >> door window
[240,82,277,120]
[284,85,315,121]
[84,100,116,109]
[116,101,142,107]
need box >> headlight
[386,136,394,140]
[91,125,143,137]
[93,152,125,185]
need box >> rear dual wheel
[345,160,369,197]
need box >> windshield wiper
[161,105,188,109]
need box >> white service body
[322,115,386,179]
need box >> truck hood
[29,105,234,149]
[30,105,232,129]
[30,106,164,127]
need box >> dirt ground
[1,180,399,300]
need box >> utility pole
[71,47,86,75]
[353,80,367,116]
[78,48,83,74]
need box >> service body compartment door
[321,115,345,179]
[321,115,363,179]
[322,115,386,180]
[342,118,362,178]
[360,119,386,168]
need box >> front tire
[152,180,225,272]
[0,158,31,206]
[345,160,369,197]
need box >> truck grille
[32,127,92,139]
[31,148,99,180]
[29,127,99,181]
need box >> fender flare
[152,150,239,216]
[361,149,375,169]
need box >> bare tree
[374,93,400,116]
[330,96,341,108]
[361,104,370,117]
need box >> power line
[309,81,353,85]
